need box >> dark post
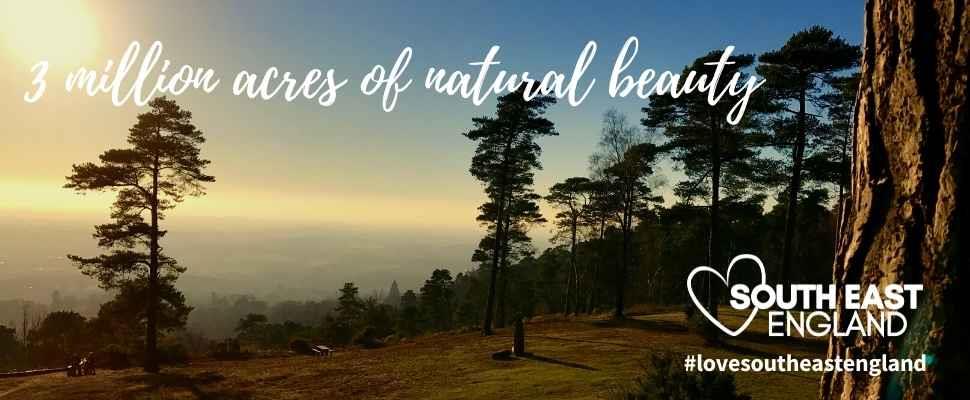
[512,318,525,356]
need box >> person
[84,352,96,375]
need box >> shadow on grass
[519,353,599,371]
[589,317,689,333]
[121,370,252,399]
[528,335,655,351]
[716,341,779,358]
[733,329,828,355]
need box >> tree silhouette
[473,195,543,327]
[419,269,455,331]
[590,110,663,319]
[28,311,88,367]
[384,280,402,306]
[643,50,772,320]
[65,96,214,373]
[397,290,420,337]
[545,177,593,315]
[582,178,620,311]
[336,282,364,323]
[757,26,859,283]
[816,73,860,211]
[463,88,557,335]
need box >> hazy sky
[0,2,865,303]
[1,0,862,233]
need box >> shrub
[289,338,314,355]
[353,326,385,349]
[687,312,721,344]
[383,334,401,345]
[322,319,355,345]
[157,342,189,365]
[95,344,132,370]
[210,338,249,360]
[616,353,750,400]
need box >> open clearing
[0,308,825,399]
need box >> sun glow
[1,1,100,66]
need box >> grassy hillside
[0,308,825,399]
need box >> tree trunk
[145,162,160,373]
[566,217,578,315]
[780,82,808,285]
[707,117,722,319]
[563,267,572,314]
[496,256,508,329]
[512,318,526,356]
[481,196,503,336]
[497,207,514,329]
[838,124,850,210]
[821,0,968,398]
[588,221,605,314]
[616,200,630,319]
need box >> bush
[289,338,312,354]
[289,338,314,355]
[322,319,355,345]
[210,338,249,360]
[353,326,385,349]
[95,344,132,370]
[616,353,750,400]
[383,334,401,345]
[687,312,721,344]
[157,342,189,365]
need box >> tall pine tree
[545,177,593,315]
[643,50,772,320]
[463,88,557,335]
[757,26,859,283]
[65,97,214,372]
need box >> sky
[0,1,864,300]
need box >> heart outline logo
[686,254,766,337]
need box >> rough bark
[481,195,503,336]
[821,0,968,398]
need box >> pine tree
[419,269,455,331]
[65,96,214,372]
[816,73,860,212]
[545,177,593,315]
[473,195,544,327]
[643,50,772,320]
[397,290,420,337]
[384,280,401,306]
[757,26,859,283]
[335,283,364,324]
[463,88,557,335]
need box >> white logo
[686,254,923,338]
[687,254,765,337]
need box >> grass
[0,307,826,399]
